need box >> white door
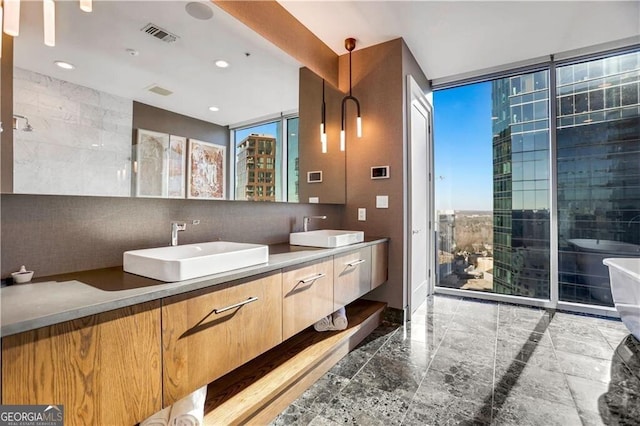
[407,76,433,317]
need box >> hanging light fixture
[3,0,19,37]
[320,79,327,153]
[340,37,362,151]
[43,0,55,47]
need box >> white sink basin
[290,230,364,248]
[123,241,269,282]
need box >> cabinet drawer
[162,272,282,406]
[333,246,372,310]
[2,302,162,426]
[371,241,389,289]
[282,258,334,340]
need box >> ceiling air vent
[147,85,173,96]
[141,23,179,43]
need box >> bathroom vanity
[0,239,388,425]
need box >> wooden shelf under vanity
[202,299,387,425]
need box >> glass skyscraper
[557,51,640,306]
[492,71,551,299]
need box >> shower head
[22,122,33,132]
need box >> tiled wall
[1,194,344,278]
[13,68,133,196]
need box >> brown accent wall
[298,68,345,204]
[1,194,344,278]
[211,0,338,87]
[1,34,14,193]
[338,39,431,311]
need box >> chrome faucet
[303,215,327,232]
[170,220,200,246]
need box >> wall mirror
[6,0,346,203]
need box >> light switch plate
[376,195,389,208]
[309,197,319,204]
[358,208,366,221]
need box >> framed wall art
[187,139,226,200]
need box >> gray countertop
[1,238,388,336]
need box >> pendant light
[3,0,19,37]
[79,0,92,13]
[320,79,327,153]
[43,0,55,47]
[340,37,362,151]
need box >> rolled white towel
[140,406,171,426]
[332,306,348,330]
[168,386,207,426]
[313,315,334,332]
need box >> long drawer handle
[347,259,366,267]
[213,296,258,314]
[298,273,326,284]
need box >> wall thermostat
[307,171,323,183]
[371,166,390,179]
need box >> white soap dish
[11,265,34,284]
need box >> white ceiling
[279,1,640,81]
[13,1,301,126]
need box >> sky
[434,82,493,212]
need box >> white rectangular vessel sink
[290,230,364,248]
[123,241,269,282]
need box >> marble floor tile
[497,304,550,331]
[271,404,318,426]
[379,331,436,369]
[293,372,350,414]
[495,338,561,373]
[328,348,372,380]
[565,375,608,417]
[555,350,613,383]
[494,363,574,408]
[496,325,552,347]
[417,368,494,404]
[321,381,410,426]
[492,394,582,426]
[351,353,427,402]
[428,345,495,385]
[354,322,400,355]
[551,334,615,360]
[439,328,497,357]
[274,296,637,426]
[598,326,631,350]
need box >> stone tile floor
[271,295,640,425]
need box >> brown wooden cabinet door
[371,242,389,289]
[162,272,282,406]
[333,247,372,310]
[1,301,162,426]
[282,259,334,340]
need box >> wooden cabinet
[1,302,162,426]
[161,272,282,406]
[282,258,334,340]
[333,246,372,310]
[371,241,389,289]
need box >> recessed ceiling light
[209,106,219,112]
[185,2,213,20]
[215,59,230,68]
[54,61,75,70]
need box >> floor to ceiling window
[434,47,640,311]
[434,70,551,300]
[557,51,640,307]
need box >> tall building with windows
[492,71,551,299]
[236,134,277,202]
[556,51,640,306]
